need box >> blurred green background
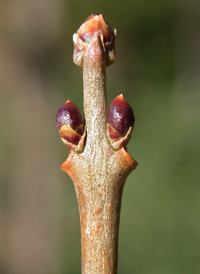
[1,0,200,273]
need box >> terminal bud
[73,13,116,67]
[77,13,112,43]
[56,100,85,152]
[108,94,135,150]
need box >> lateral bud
[107,94,135,150]
[56,100,86,153]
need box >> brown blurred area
[0,0,200,274]
[0,1,69,273]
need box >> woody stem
[83,34,108,144]
[76,33,120,274]
[61,15,137,274]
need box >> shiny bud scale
[56,100,84,145]
[73,13,116,67]
[108,94,135,139]
[77,13,112,43]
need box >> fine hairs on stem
[56,14,138,274]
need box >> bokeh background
[1,0,200,273]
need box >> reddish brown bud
[73,14,116,67]
[108,94,135,139]
[56,100,84,145]
[77,14,112,43]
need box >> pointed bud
[56,101,84,146]
[73,14,116,67]
[77,14,112,43]
[108,94,135,150]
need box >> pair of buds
[56,95,135,153]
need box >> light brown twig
[57,14,138,274]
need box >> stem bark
[61,18,137,274]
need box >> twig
[56,14,138,274]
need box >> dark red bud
[56,100,84,145]
[77,14,112,43]
[108,94,135,139]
